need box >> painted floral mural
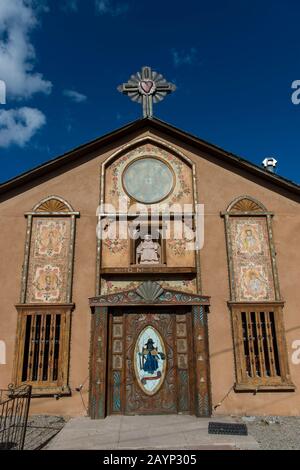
[26,217,71,303]
[230,217,275,301]
[101,279,197,295]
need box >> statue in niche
[136,234,160,264]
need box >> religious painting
[235,222,263,255]
[34,220,67,257]
[238,265,269,300]
[134,326,166,396]
[32,265,62,302]
[229,217,275,301]
[26,217,72,303]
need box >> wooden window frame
[222,196,295,392]
[229,302,295,392]
[13,196,79,396]
[13,304,74,396]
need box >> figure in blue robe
[140,338,165,374]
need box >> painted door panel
[108,309,193,415]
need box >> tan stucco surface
[0,125,299,416]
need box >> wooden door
[108,308,193,415]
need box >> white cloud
[172,48,198,67]
[0,0,52,100]
[0,107,46,148]
[95,0,129,16]
[63,89,87,103]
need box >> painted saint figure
[241,267,268,300]
[247,270,267,296]
[36,220,66,257]
[236,224,262,255]
[243,229,257,251]
[139,338,165,374]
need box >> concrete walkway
[45,415,259,450]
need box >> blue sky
[1,0,300,184]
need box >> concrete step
[44,415,259,450]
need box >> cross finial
[117,66,176,118]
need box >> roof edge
[0,117,299,198]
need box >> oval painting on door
[134,326,167,396]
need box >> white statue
[136,234,160,264]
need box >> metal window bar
[245,311,256,378]
[254,311,266,378]
[52,314,61,381]
[241,309,281,380]
[42,315,51,381]
[21,312,62,385]
[260,312,271,376]
[269,311,281,376]
[241,312,251,377]
[250,311,261,377]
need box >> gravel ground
[21,415,300,450]
[24,415,68,450]
[237,416,300,450]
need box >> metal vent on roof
[262,157,278,173]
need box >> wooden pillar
[192,305,211,417]
[89,306,108,419]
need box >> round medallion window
[122,157,174,204]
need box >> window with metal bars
[21,312,61,383]
[14,308,72,395]
[231,304,294,390]
[241,310,280,379]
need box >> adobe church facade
[0,71,300,417]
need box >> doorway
[107,308,194,415]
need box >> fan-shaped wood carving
[230,198,264,213]
[36,198,69,212]
[136,281,164,302]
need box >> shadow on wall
[210,324,300,413]
[209,323,300,361]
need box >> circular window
[122,157,174,204]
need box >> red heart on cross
[140,80,154,94]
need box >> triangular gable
[0,117,299,199]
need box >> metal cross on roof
[117,66,176,118]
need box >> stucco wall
[0,126,299,416]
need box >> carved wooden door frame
[108,307,195,416]
[89,282,211,419]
